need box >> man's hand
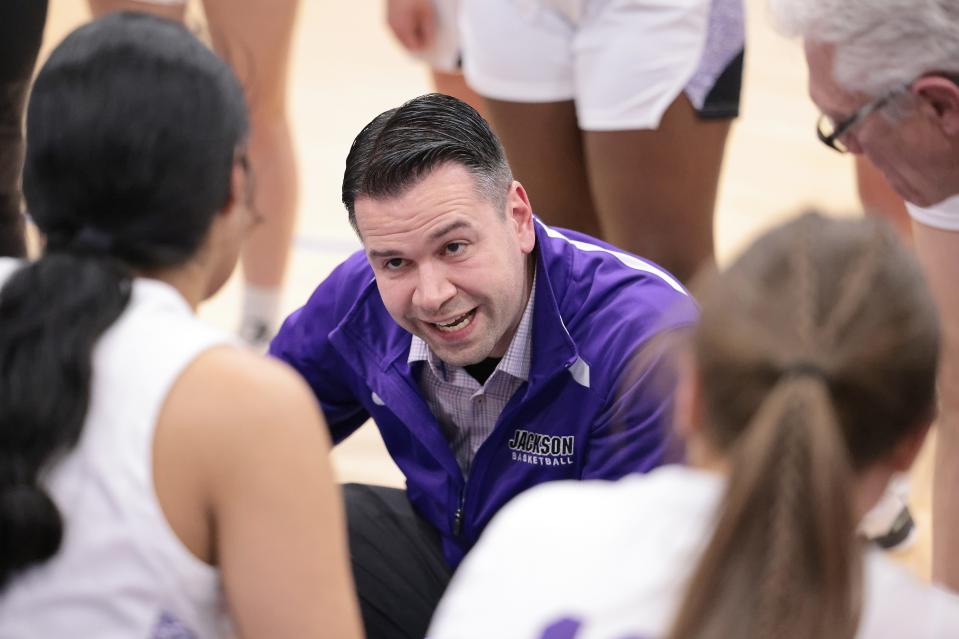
[386,0,436,52]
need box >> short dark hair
[342,93,513,233]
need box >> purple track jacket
[271,220,698,567]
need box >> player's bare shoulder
[163,344,326,445]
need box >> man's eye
[445,242,465,256]
[384,258,405,270]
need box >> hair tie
[69,226,114,254]
[782,361,829,382]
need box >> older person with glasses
[770,0,959,592]
[816,76,959,155]
[815,83,913,153]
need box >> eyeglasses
[816,84,908,153]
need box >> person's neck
[136,262,207,311]
[684,434,729,475]
[486,253,537,359]
[852,463,897,522]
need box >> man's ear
[506,180,536,253]
[914,76,959,136]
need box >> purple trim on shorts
[684,0,745,113]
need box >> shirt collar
[408,268,537,383]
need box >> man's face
[805,42,959,206]
[355,163,536,367]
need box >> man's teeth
[435,310,474,332]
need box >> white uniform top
[0,257,17,282]
[430,465,959,639]
[0,262,232,639]
[906,195,959,232]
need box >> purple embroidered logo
[507,429,575,467]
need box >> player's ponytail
[666,212,939,638]
[0,250,132,587]
[667,373,860,639]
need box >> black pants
[0,0,48,258]
[343,483,453,639]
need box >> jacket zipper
[453,400,523,539]
[453,488,466,537]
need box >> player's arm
[156,347,363,638]
[270,287,371,444]
[915,222,959,591]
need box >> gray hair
[769,0,959,96]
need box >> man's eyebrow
[367,247,403,259]
[367,220,473,258]
[429,220,471,241]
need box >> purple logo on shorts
[539,616,650,639]
[151,610,197,639]
[540,618,583,639]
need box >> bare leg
[88,0,298,345]
[0,0,48,258]
[914,222,959,590]
[856,155,912,244]
[483,99,600,237]
[584,94,730,284]
[88,0,186,21]
[202,0,300,293]
[431,70,489,122]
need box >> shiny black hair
[0,11,248,587]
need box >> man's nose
[412,262,456,315]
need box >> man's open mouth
[432,309,476,333]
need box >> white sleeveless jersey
[0,257,17,283]
[431,465,959,639]
[0,263,232,639]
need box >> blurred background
[40,0,927,572]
